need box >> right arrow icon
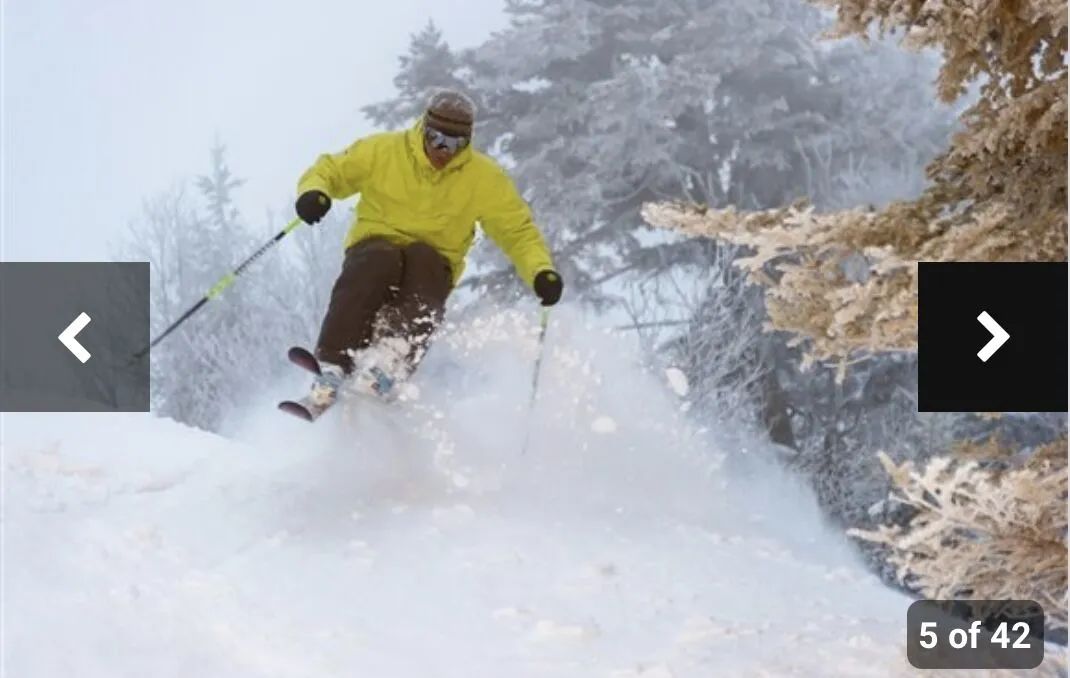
[976,311,1009,362]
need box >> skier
[293,89,563,406]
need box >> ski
[278,344,403,421]
[278,346,338,422]
[287,346,322,376]
[278,396,334,422]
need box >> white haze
[1,0,506,262]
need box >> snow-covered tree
[849,437,1068,630]
[642,0,1067,367]
[363,21,470,130]
[460,0,824,296]
[118,146,308,431]
[463,0,956,299]
[196,140,245,234]
[642,0,1068,612]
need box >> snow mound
[664,367,689,398]
[3,306,991,677]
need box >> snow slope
[3,308,1044,677]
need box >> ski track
[3,309,1058,677]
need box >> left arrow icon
[59,312,92,363]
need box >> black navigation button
[918,262,1067,412]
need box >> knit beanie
[424,88,476,136]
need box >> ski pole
[520,307,551,455]
[134,216,303,359]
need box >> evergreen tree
[196,139,245,235]
[364,21,470,129]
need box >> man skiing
[293,89,563,406]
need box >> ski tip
[278,400,315,422]
[287,346,322,376]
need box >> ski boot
[353,337,412,401]
[309,362,346,407]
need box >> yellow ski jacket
[297,119,554,288]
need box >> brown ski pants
[315,237,453,373]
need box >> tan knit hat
[424,88,476,137]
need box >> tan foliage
[849,438,1068,629]
[818,0,1067,226]
[643,0,1069,628]
[641,0,1067,366]
[951,432,1067,464]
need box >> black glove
[533,269,563,306]
[295,190,331,224]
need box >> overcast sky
[2,0,507,261]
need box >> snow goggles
[424,126,470,153]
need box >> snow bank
[7,306,1042,677]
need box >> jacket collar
[406,118,473,178]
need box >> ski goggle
[424,126,470,153]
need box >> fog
[2,0,506,261]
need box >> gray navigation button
[1,262,150,412]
